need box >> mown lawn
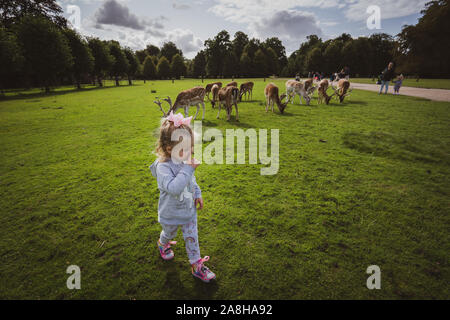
[351,78,450,90]
[0,79,449,299]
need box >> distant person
[343,66,350,80]
[150,112,216,283]
[393,74,404,95]
[379,62,396,94]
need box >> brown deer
[226,81,238,87]
[264,83,288,114]
[331,79,352,103]
[285,80,311,105]
[317,79,334,105]
[214,86,239,121]
[239,82,254,101]
[303,78,317,98]
[210,84,220,109]
[205,82,222,101]
[154,86,206,120]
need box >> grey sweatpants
[159,215,201,264]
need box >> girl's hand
[186,157,200,169]
[194,198,204,210]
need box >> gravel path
[350,82,450,102]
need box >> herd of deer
[153,78,352,121]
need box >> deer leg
[217,103,221,119]
[234,103,239,121]
[226,107,231,121]
[201,102,205,120]
[265,97,269,112]
[193,104,200,120]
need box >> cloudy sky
[58,0,429,58]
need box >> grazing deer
[265,83,288,114]
[285,80,311,105]
[154,86,206,120]
[239,82,254,101]
[317,79,334,105]
[210,84,220,109]
[226,81,238,87]
[205,82,222,101]
[331,79,352,103]
[214,86,239,121]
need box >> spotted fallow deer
[285,80,311,105]
[239,82,254,101]
[265,83,288,114]
[154,86,206,120]
[205,82,222,101]
[331,79,352,103]
[210,84,220,109]
[317,79,334,105]
[226,81,238,87]
[214,86,239,121]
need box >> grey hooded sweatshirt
[150,159,202,225]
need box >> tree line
[1,0,448,93]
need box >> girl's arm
[157,163,195,197]
[192,174,202,199]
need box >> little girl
[150,111,216,283]
[393,74,404,95]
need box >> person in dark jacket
[379,62,395,94]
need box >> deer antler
[163,96,172,104]
[154,97,168,117]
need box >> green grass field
[351,78,450,90]
[0,79,449,299]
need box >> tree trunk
[115,76,119,86]
[98,76,103,87]
[128,75,132,85]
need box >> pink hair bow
[166,111,192,128]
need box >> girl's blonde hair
[155,118,193,162]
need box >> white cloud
[165,29,204,56]
[251,10,323,52]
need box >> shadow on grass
[162,262,219,299]
[0,83,144,102]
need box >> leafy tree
[146,44,160,56]
[253,49,267,77]
[0,0,67,28]
[204,30,231,76]
[157,56,171,79]
[160,41,182,62]
[143,55,157,79]
[239,52,252,77]
[265,47,278,75]
[0,27,24,93]
[242,38,261,59]
[109,41,129,86]
[124,48,140,85]
[223,51,239,78]
[135,49,147,64]
[368,33,395,77]
[264,37,287,73]
[322,40,342,75]
[232,31,249,60]
[63,28,94,89]
[305,47,322,74]
[192,50,206,78]
[88,37,114,87]
[396,0,450,77]
[16,16,72,92]
[170,53,186,79]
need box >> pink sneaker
[158,240,176,260]
[191,256,216,283]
